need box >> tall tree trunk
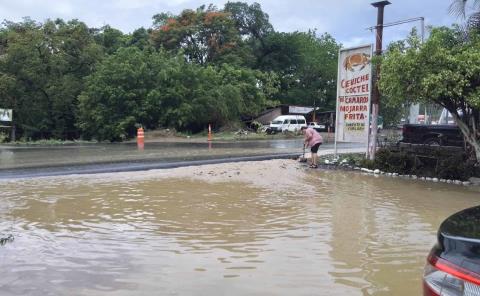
[452,112,480,162]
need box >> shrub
[374,148,415,174]
[371,147,474,180]
[342,154,364,166]
[359,158,376,170]
[0,132,8,143]
[436,154,474,181]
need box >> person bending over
[301,126,323,168]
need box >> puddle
[0,160,478,295]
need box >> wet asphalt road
[0,140,363,179]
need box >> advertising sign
[0,108,12,122]
[289,106,314,114]
[335,45,372,145]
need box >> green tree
[0,18,103,140]
[150,5,240,65]
[128,27,151,50]
[224,2,273,66]
[379,100,408,128]
[377,35,418,127]
[379,27,480,160]
[78,47,165,141]
[0,3,340,141]
[224,2,273,41]
[93,25,128,55]
[259,31,339,109]
[156,64,276,131]
[78,47,276,140]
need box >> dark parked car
[423,206,480,295]
[401,124,464,147]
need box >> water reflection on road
[0,140,358,170]
[0,160,478,295]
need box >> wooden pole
[369,1,390,160]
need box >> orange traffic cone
[137,127,144,150]
[208,124,213,141]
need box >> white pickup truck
[268,115,307,133]
[307,122,326,132]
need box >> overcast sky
[1,0,462,47]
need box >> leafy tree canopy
[77,47,277,141]
[150,5,241,65]
[0,2,340,141]
[380,27,480,160]
[259,31,339,108]
[0,18,103,140]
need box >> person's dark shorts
[311,142,322,153]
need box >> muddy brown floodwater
[0,159,479,295]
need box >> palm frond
[449,0,468,18]
[473,0,480,9]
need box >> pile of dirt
[42,159,316,193]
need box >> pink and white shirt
[304,128,323,147]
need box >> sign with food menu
[335,44,372,145]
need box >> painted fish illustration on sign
[344,53,371,72]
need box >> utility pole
[367,16,425,126]
[369,1,391,160]
[313,97,316,122]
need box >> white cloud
[341,36,373,49]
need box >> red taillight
[423,254,480,296]
[423,279,441,296]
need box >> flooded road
[1,159,479,295]
[0,140,362,178]
[0,140,308,170]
